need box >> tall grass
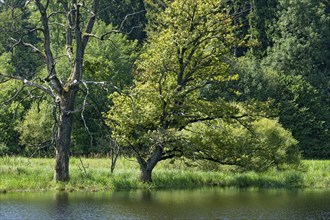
[0,156,329,193]
[302,160,330,188]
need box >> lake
[1,188,330,219]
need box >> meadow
[0,157,329,192]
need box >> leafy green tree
[0,0,100,181]
[106,0,239,182]
[248,0,278,57]
[106,0,299,182]
[265,0,330,80]
[235,56,328,159]
[262,0,330,158]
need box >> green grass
[0,156,329,193]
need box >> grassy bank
[0,157,329,192]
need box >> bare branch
[119,10,145,32]
[82,0,99,50]
[47,11,66,19]
[77,7,145,42]
[35,0,63,94]
[10,37,46,60]
[28,140,54,158]
[160,148,184,161]
[61,106,84,115]
[78,157,89,177]
[80,80,106,85]
[22,42,47,60]
[57,1,74,65]
[0,73,55,98]
[125,24,144,36]
[178,114,249,131]
[0,85,27,105]
[2,87,38,107]
[95,10,145,40]
[81,80,93,146]
[44,0,50,11]
[109,138,121,173]
[80,80,122,94]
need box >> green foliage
[0,0,328,163]
[0,52,15,74]
[98,0,147,41]
[265,0,330,81]
[0,3,42,78]
[235,55,330,158]
[248,0,278,57]
[106,0,300,174]
[182,118,300,171]
[16,100,53,151]
[70,21,139,155]
[303,160,330,188]
[0,81,25,154]
[258,0,330,158]
[84,21,139,88]
[106,0,241,164]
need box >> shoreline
[1,157,329,193]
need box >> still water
[1,188,330,219]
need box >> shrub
[183,118,300,171]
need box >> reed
[0,156,329,193]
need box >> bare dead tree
[38,0,99,181]
[0,0,146,182]
[1,0,99,181]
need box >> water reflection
[138,190,152,202]
[1,188,330,219]
[53,192,69,220]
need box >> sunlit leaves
[0,81,25,153]
[182,118,299,171]
[140,0,238,88]
[84,21,139,87]
[16,100,53,149]
[106,0,250,162]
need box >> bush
[183,118,300,171]
[0,143,9,156]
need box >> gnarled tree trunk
[139,166,153,183]
[137,145,163,183]
[54,91,77,182]
[1,0,99,182]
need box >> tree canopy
[105,0,301,182]
[0,0,328,183]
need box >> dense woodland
[0,0,329,182]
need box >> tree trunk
[27,0,98,182]
[54,93,76,182]
[140,167,153,183]
[110,139,120,173]
[137,145,163,183]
